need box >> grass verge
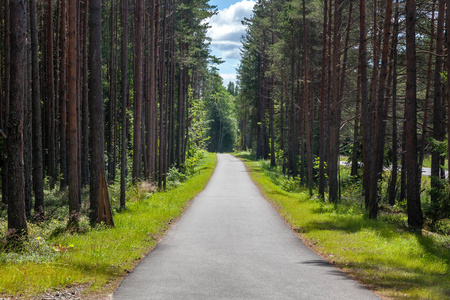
[235,153,450,299]
[0,153,216,299]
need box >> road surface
[114,154,378,299]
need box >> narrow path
[114,154,378,299]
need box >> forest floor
[236,152,450,299]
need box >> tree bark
[7,0,28,241]
[46,0,56,190]
[2,0,11,208]
[368,0,393,219]
[132,0,144,181]
[68,0,80,228]
[303,0,312,196]
[59,0,68,191]
[388,0,400,206]
[359,0,371,208]
[328,0,342,203]
[431,0,445,208]
[24,4,32,219]
[81,0,89,187]
[89,0,108,225]
[120,0,129,210]
[318,0,328,199]
[30,0,45,220]
[405,0,423,230]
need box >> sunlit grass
[0,153,216,298]
[236,153,450,299]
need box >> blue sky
[207,0,256,86]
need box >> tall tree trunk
[148,0,157,180]
[447,0,450,185]
[388,0,400,206]
[328,0,342,203]
[30,0,44,220]
[59,0,68,191]
[24,4,32,219]
[89,0,108,225]
[359,0,371,208]
[419,0,436,170]
[132,0,143,181]
[81,0,89,187]
[2,0,10,208]
[405,0,423,230]
[68,0,80,228]
[159,0,168,189]
[368,0,393,219]
[7,0,28,241]
[431,0,445,209]
[303,0,312,196]
[318,0,328,199]
[120,0,129,210]
[46,0,56,190]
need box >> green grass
[235,153,450,299]
[0,153,216,298]
[422,155,448,169]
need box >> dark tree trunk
[303,0,312,196]
[68,0,80,228]
[24,5,32,219]
[419,0,436,171]
[120,0,129,210]
[359,0,371,208]
[388,0,400,206]
[30,0,44,220]
[148,0,157,180]
[431,0,445,208]
[368,0,393,219]
[89,0,107,225]
[328,0,342,203]
[132,0,143,181]
[7,0,28,241]
[46,0,56,190]
[447,0,450,185]
[59,0,68,191]
[159,0,168,189]
[2,0,10,208]
[405,0,423,230]
[318,0,328,199]
[81,0,89,187]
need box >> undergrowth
[0,152,216,298]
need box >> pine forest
[0,0,449,298]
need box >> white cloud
[207,0,255,44]
[207,0,255,82]
[221,73,237,87]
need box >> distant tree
[227,82,236,96]
[206,83,237,153]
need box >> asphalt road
[113,154,378,299]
